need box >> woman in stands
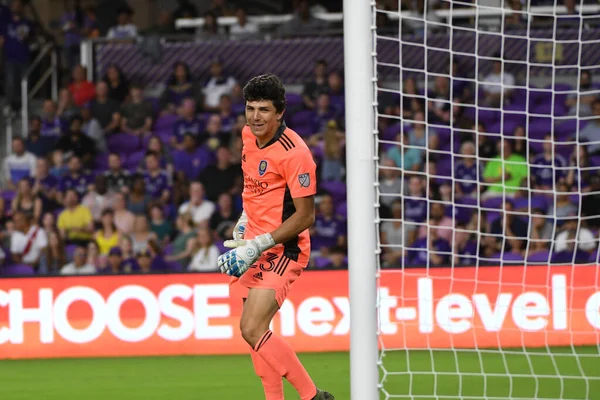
[149,203,173,246]
[160,62,199,114]
[11,178,42,222]
[95,209,120,257]
[143,136,174,177]
[112,192,135,235]
[46,231,66,275]
[188,226,219,272]
[126,177,152,216]
[103,64,130,104]
[130,215,157,255]
[165,213,196,269]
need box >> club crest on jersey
[258,160,268,176]
[298,173,310,187]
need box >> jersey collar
[256,120,286,149]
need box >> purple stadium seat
[335,201,347,218]
[491,252,524,263]
[3,264,35,276]
[216,241,227,253]
[527,250,551,264]
[554,119,578,141]
[313,256,331,268]
[94,152,110,170]
[166,261,183,272]
[382,124,401,141]
[330,96,345,114]
[124,151,145,171]
[320,181,347,204]
[478,109,501,126]
[154,114,179,131]
[590,156,600,167]
[532,101,567,117]
[528,118,552,139]
[286,93,303,109]
[482,197,504,210]
[65,244,78,261]
[107,133,141,154]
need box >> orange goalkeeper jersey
[241,121,317,265]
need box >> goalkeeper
[217,74,334,400]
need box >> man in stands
[104,153,132,194]
[173,133,213,183]
[578,98,600,156]
[3,137,36,191]
[121,84,154,136]
[482,55,515,107]
[202,60,237,112]
[143,151,171,205]
[302,60,329,110]
[58,155,93,203]
[199,145,241,202]
[57,189,94,246]
[40,99,64,138]
[10,211,48,273]
[25,116,52,157]
[171,97,204,150]
[32,157,59,207]
[55,115,97,166]
[60,245,96,275]
[178,181,215,227]
[88,81,121,135]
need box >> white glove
[233,210,248,240]
[217,233,276,277]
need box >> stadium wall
[0,267,598,359]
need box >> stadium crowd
[0,0,599,276]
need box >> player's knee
[240,318,268,348]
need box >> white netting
[373,1,600,399]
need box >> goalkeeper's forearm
[270,210,315,245]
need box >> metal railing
[20,43,58,136]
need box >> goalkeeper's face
[245,100,284,141]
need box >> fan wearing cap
[60,245,96,275]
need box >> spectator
[118,235,139,273]
[403,176,428,223]
[312,93,340,133]
[427,76,451,124]
[126,176,152,216]
[57,189,94,246]
[104,153,132,194]
[171,97,203,149]
[32,158,59,207]
[553,216,596,259]
[566,70,595,117]
[60,245,96,275]
[135,248,154,273]
[173,0,199,21]
[149,203,173,246]
[302,60,329,110]
[324,246,347,268]
[474,123,497,160]
[55,116,96,166]
[310,194,346,255]
[11,178,42,222]
[179,181,215,227]
[165,213,197,267]
[145,136,174,176]
[143,9,175,36]
[511,125,527,158]
[489,199,529,254]
[454,141,482,198]
[68,65,95,107]
[120,84,153,136]
[60,0,93,69]
[112,192,135,235]
[103,64,130,104]
[566,144,592,192]
[320,120,345,182]
[58,153,93,203]
[483,139,527,198]
[161,62,199,114]
[209,193,238,241]
[380,200,416,268]
[196,11,225,42]
[418,202,453,242]
[10,211,48,273]
[218,94,236,132]
[25,116,52,157]
[229,7,259,40]
[1,0,34,111]
[89,241,105,270]
[50,149,68,178]
[451,61,473,104]
[130,215,156,254]
[547,182,578,219]
[89,81,121,135]
[41,212,55,235]
[142,152,171,205]
[278,0,327,37]
[46,230,66,274]
[40,100,64,139]
[107,5,137,40]
[174,134,213,182]
[528,208,554,252]
[399,77,423,118]
[57,88,79,120]
[407,110,438,154]
[577,99,600,156]
[80,106,106,153]
[209,0,234,17]
[95,209,120,256]
[386,132,422,172]
[581,175,600,229]
[3,137,36,190]
[188,226,219,272]
[199,146,240,201]
[482,56,515,107]
[202,60,237,112]
[530,135,567,191]
[81,175,110,223]
[378,158,403,213]
[106,245,123,274]
[204,114,229,151]
[327,71,344,105]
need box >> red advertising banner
[0,265,598,359]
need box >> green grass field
[0,348,598,399]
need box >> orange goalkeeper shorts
[230,250,305,307]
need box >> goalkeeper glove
[218,233,276,277]
[232,210,248,240]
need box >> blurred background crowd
[0,0,598,277]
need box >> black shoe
[312,388,335,400]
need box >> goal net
[370,1,600,399]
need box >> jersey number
[259,253,279,272]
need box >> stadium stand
[0,0,598,276]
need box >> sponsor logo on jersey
[258,160,268,176]
[298,173,310,187]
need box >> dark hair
[145,150,159,159]
[316,59,328,67]
[243,74,286,113]
[70,115,83,125]
[169,61,191,85]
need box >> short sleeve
[280,148,317,198]
[57,213,66,230]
